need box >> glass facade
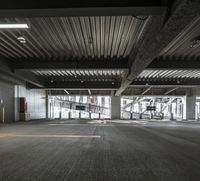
[121,96,185,120]
[48,96,111,119]
[48,95,200,120]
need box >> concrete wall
[0,81,14,123]
[15,85,46,120]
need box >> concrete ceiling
[0,0,200,96]
[0,16,146,60]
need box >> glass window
[48,95,111,119]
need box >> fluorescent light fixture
[0,24,29,29]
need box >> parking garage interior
[1,1,200,181]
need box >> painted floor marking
[0,133,100,138]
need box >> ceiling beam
[0,58,44,87]
[0,7,167,18]
[0,1,167,17]
[147,58,200,70]
[0,71,23,85]
[49,90,112,96]
[123,88,187,96]
[129,85,196,88]
[115,0,200,96]
[27,81,120,89]
[14,70,44,88]
[12,60,128,71]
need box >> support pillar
[79,111,81,119]
[186,94,196,121]
[49,102,52,119]
[89,104,91,119]
[52,101,54,119]
[130,112,133,120]
[0,99,5,123]
[69,103,72,119]
[111,95,121,119]
[59,111,62,119]
[45,92,49,119]
[138,102,142,119]
[59,102,62,119]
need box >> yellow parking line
[0,133,16,137]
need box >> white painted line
[48,124,89,126]
[14,134,101,138]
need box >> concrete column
[89,112,91,119]
[52,101,55,119]
[59,111,62,119]
[130,112,133,120]
[49,102,52,119]
[79,111,81,119]
[69,103,72,119]
[45,95,49,119]
[89,104,91,119]
[138,102,142,119]
[111,96,121,119]
[0,99,5,123]
[59,102,62,119]
[186,95,196,120]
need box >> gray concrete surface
[1,119,200,181]
[0,81,14,123]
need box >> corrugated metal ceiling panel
[138,69,200,79]
[32,69,125,81]
[0,16,146,61]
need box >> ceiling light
[17,37,25,40]
[17,36,26,44]
[0,24,29,29]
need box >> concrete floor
[1,120,200,181]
